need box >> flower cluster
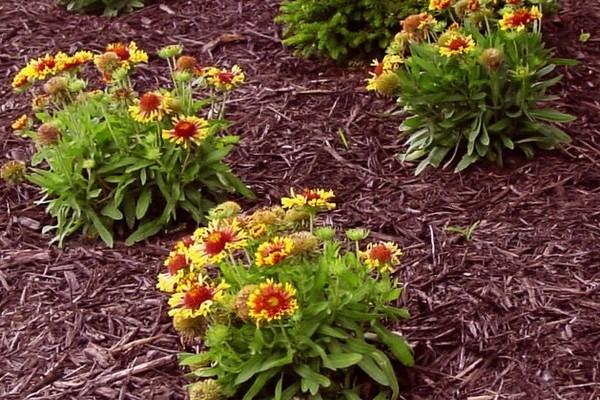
[158,189,410,398]
[9,43,252,247]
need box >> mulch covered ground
[1,0,599,399]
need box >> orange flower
[360,242,403,273]
[429,0,452,11]
[247,280,298,325]
[190,218,247,262]
[129,91,171,123]
[500,6,542,31]
[255,237,294,267]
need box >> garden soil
[0,0,599,399]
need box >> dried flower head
[176,55,198,72]
[37,122,61,145]
[289,231,319,255]
[94,51,121,74]
[480,48,504,71]
[1,160,26,184]
[43,76,69,96]
[188,379,223,400]
[233,284,258,320]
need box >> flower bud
[158,44,184,59]
[209,201,242,220]
[283,208,310,224]
[94,51,121,74]
[345,228,370,241]
[172,315,206,339]
[480,48,504,71]
[67,78,87,93]
[37,122,61,145]
[315,227,335,241]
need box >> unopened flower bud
[209,201,242,220]
[67,78,87,93]
[315,227,335,241]
[158,44,184,59]
[172,315,206,339]
[480,48,504,71]
[345,228,370,241]
[374,71,401,96]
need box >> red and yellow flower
[438,31,476,56]
[200,65,245,91]
[500,6,542,31]
[168,278,229,319]
[59,50,94,72]
[255,236,294,267]
[190,218,248,262]
[105,41,148,68]
[281,188,336,211]
[360,242,403,273]
[247,280,298,325]
[129,91,171,123]
[429,0,452,11]
[162,116,210,147]
[157,250,192,293]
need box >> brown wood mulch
[1,0,599,399]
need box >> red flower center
[183,285,215,310]
[110,44,130,61]
[204,230,234,255]
[173,121,198,139]
[370,245,392,263]
[181,235,194,247]
[37,58,56,72]
[302,189,321,201]
[139,93,162,113]
[374,63,384,77]
[261,243,287,264]
[217,71,234,84]
[510,10,534,26]
[447,37,469,52]
[167,253,188,275]
[254,288,292,317]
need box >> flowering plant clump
[367,0,574,174]
[158,190,414,399]
[11,43,252,246]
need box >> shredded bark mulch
[1,0,599,399]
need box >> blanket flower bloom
[168,279,229,319]
[429,0,452,11]
[438,32,476,56]
[11,115,28,131]
[360,242,403,273]
[157,251,191,293]
[129,91,171,123]
[247,280,298,325]
[281,188,336,211]
[105,42,148,68]
[500,6,542,31]
[162,116,210,147]
[201,65,245,91]
[190,218,248,262]
[256,237,294,267]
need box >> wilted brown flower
[37,122,61,145]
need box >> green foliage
[160,195,414,399]
[14,45,252,246]
[276,0,421,61]
[445,221,480,241]
[55,0,146,16]
[396,28,574,174]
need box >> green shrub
[55,0,146,16]
[276,0,421,61]
[158,191,414,399]
[12,43,253,246]
[396,28,574,174]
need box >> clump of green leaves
[276,0,421,61]
[54,0,146,16]
[397,28,575,174]
[13,44,252,246]
[159,192,414,399]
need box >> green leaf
[293,364,331,394]
[358,354,389,386]
[325,353,363,369]
[125,219,163,245]
[88,210,113,247]
[234,355,264,385]
[454,153,479,173]
[529,108,576,123]
[135,188,152,220]
[372,322,415,367]
[372,350,400,399]
[242,368,279,400]
[100,203,123,220]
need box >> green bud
[188,379,223,400]
[82,159,95,169]
[173,70,193,83]
[68,78,87,93]
[158,44,184,59]
[111,67,129,82]
[209,201,242,220]
[205,324,230,347]
[315,227,335,241]
[345,228,370,241]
